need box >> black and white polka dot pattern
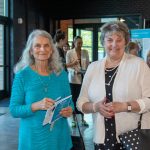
[119,129,140,150]
[104,67,121,149]
[94,143,123,150]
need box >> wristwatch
[127,102,132,112]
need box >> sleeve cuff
[76,97,89,113]
[136,99,146,114]
[28,104,35,115]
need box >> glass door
[0,23,10,100]
[75,27,93,62]
[73,24,105,62]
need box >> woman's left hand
[60,107,73,117]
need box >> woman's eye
[44,44,50,48]
[117,39,122,42]
[107,39,113,42]
[34,44,41,48]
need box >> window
[0,25,4,90]
[98,32,105,60]
[68,27,93,61]
[0,0,9,99]
[79,29,92,62]
[0,0,6,16]
[68,28,73,49]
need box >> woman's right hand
[72,59,79,66]
[66,59,79,68]
[31,98,55,112]
[94,97,114,118]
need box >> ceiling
[30,0,142,29]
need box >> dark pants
[70,83,83,115]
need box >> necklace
[38,75,51,92]
[105,67,118,86]
[105,65,119,72]
[34,65,51,92]
[106,57,122,69]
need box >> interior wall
[10,0,51,88]
[11,0,51,65]
[60,19,73,41]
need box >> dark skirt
[70,83,83,114]
[94,143,123,150]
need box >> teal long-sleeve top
[9,66,74,150]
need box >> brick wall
[60,19,73,40]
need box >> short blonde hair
[100,21,130,46]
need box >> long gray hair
[14,29,63,74]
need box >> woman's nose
[40,46,45,51]
[112,41,118,47]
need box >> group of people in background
[66,36,89,127]
[9,20,150,150]
[54,29,90,127]
[126,40,150,68]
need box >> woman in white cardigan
[77,21,150,150]
[66,36,89,127]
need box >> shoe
[82,120,89,127]
[72,121,76,128]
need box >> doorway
[68,23,105,62]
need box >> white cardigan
[77,53,150,144]
[66,48,89,84]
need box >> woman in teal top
[9,29,74,150]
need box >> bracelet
[93,102,97,113]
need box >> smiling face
[74,38,83,49]
[31,36,52,62]
[104,32,126,60]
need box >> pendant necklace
[34,65,51,93]
[38,75,51,92]
[105,67,118,86]
[105,65,119,72]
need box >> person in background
[53,29,67,68]
[9,29,74,150]
[77,21,150,150]
[126,41,139,56]
[66,36,89,127]
[63,42,70,56]
[146,50,150,68]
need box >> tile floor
[0,99,94,150]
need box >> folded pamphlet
[43,95,72,126]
